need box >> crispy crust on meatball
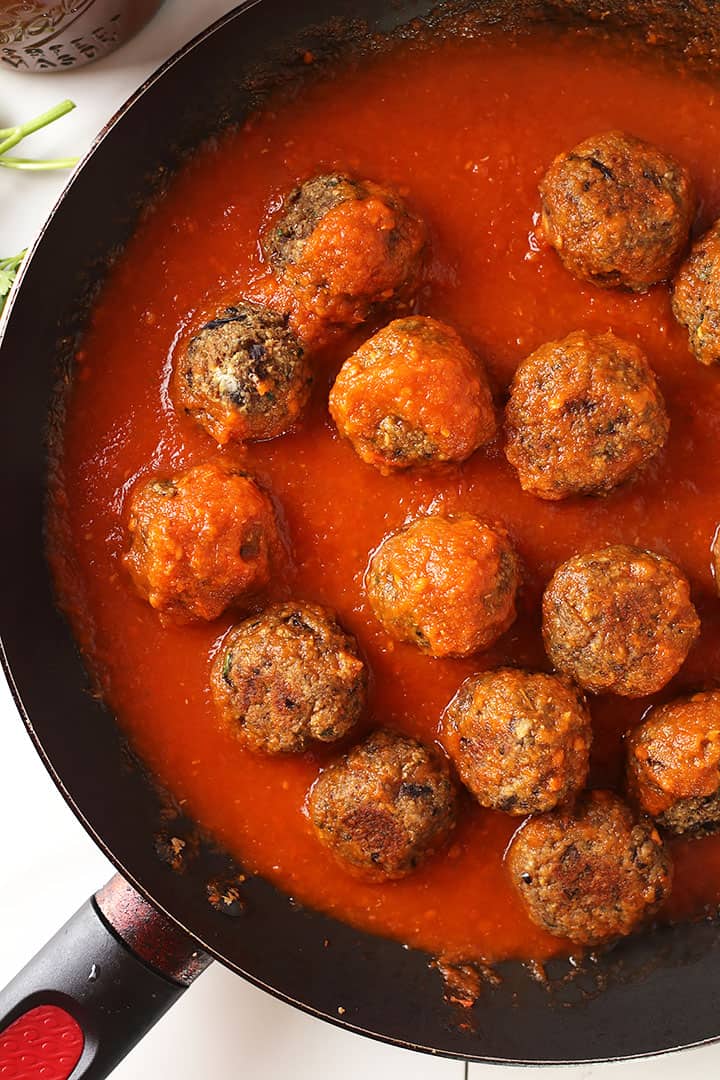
[542,545,699,697]
[540,131,695,291]
[507,790,673,946]
[263,173,427,329]
[366,514,519,658]
[211,602,366,754]
[672,220,720,366]
[329,316,496,473]
[307,729,458,881]
[173,302,311,444]
[123,461,278,625]
[443,669,591,814]
[505,330,668,500]
[627,690,720,835]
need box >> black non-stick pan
[2,1,720,1076]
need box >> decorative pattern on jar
[0,0,162,71]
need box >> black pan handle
[0,875,212,1079]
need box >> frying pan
[2,1,720,1075]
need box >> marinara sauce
[49,24,720,963]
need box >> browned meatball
[542,546,699,697]
[443,669,591,814]
[507,790,673,946]
[173,302,311,444]
[329,316,496,473]
[211,602,366,754]
[540,131,695,291]
[627,691,720,835]
[505,330,669,500]
[672,220,720,366]
[308,729,458,881]
[366,514,519,658]
[123,461,278,625]
[263,173,427,329]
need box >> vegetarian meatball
[672,220,720,366]
[505,330,668,500]
[366,514,519,658]
[211,602,366,754]
[627,691,720,835]
[173,302,311,444]
[540,131,694,291]
[329,316,496,473]
[263,173,427,329]
[307,729,458,881]
[123,461,278,625]
[542,545,699,697]
[507,790,672,947]
[443,669,591,814]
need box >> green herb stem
[0,99,76,159]
[0,101,78,313]
[0,156,79,171]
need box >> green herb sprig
[0,100,79,314]
[0,250,26,314]
[0,99,78,170]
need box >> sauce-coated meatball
[263,173,427,329]
[443,669,591,814]
[123,461,278,625]
[507,790,672,946]
[329,316,496,473]
[505,330,668,500]
[627,691,720,835]
[211,602,366,754]
[307,729,458,881]
[672,220,720,366]
[542,545,699,697]
[540,131,694,291]
[366,514,519,658]
[173,302,310,444]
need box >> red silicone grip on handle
[0,1004,84,1079]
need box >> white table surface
[0,3,717,1076]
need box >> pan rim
[2,0,720,1064]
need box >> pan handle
[0,875,212,1079]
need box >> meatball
[366,514,519,658]
[542,545,699,697]
[307,729,458,881]
[443,669,591,814]
[540,131,694,291]
[627,691,720,835]
[123,461,278,625]
[672,220,720,366]
[507,790,672,947]
[263,173,427,329]
[211,602,367,754]
[173,302,311,444]
[329,316,496,473]
[505,330,669,500]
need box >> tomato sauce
[49,23,720,963]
